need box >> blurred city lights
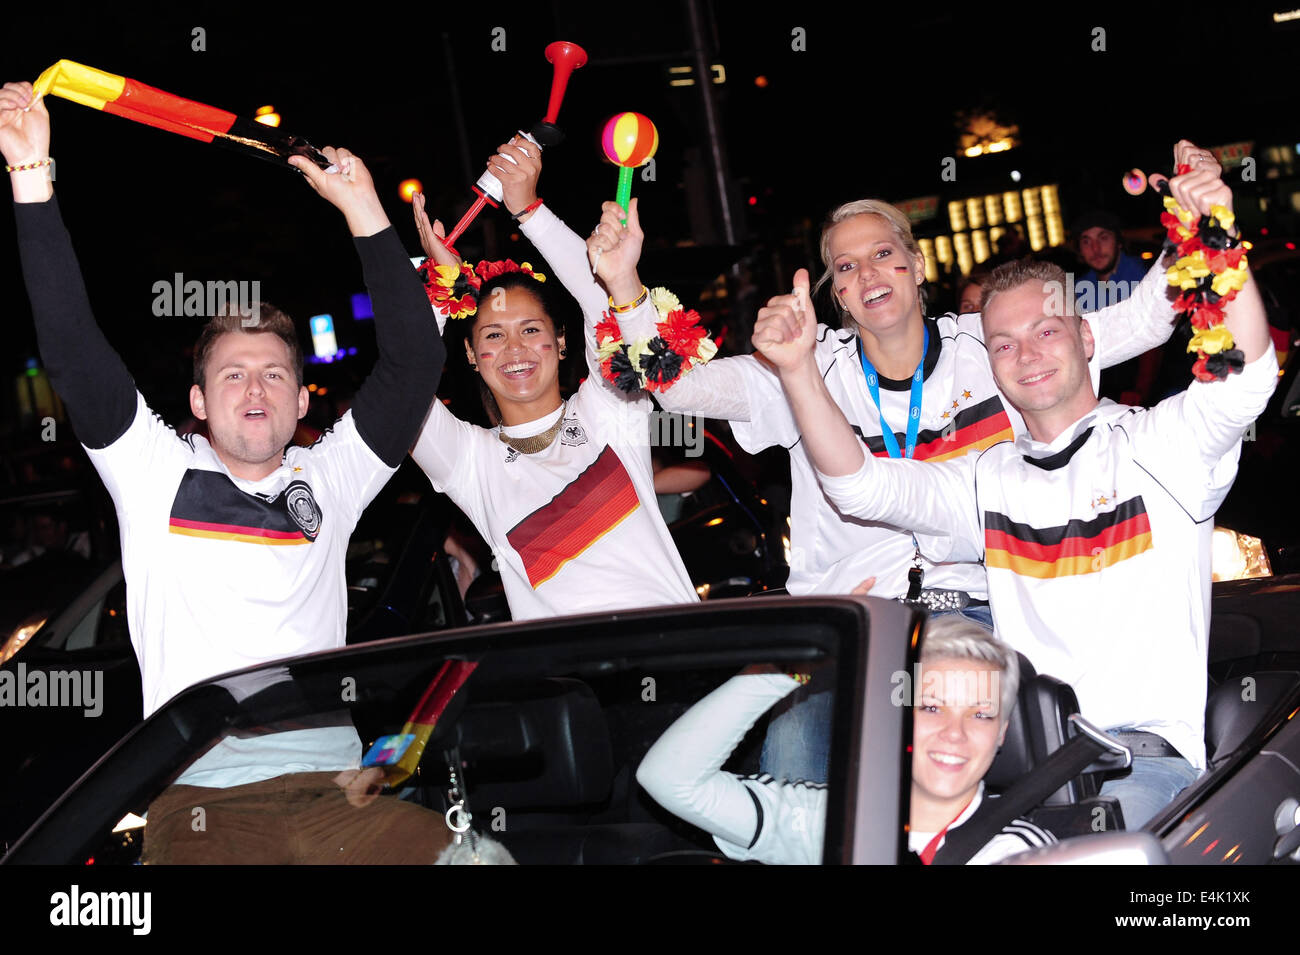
[958,110,1020,158]
[398,179,423,203]
[351,292,373,320]
[963,138,1017,158]
[667,63,726,87]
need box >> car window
[91,663,839,865]
[21,604,867,866]
[345,486,429,619]
[64,578,129,652]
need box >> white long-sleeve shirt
[818,350,1280,769]
[410,205,698,620]
[637,673,1054,864]
[562,262,1176,599]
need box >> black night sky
[3,3,1300,430]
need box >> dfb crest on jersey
[284,481,323,540]
[560,422,588,447]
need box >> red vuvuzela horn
[541,41,588,129]
[442,41,588,253]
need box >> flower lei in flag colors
[1159,166,1250,382]
[417,259,547,320]
[596,287,719,393]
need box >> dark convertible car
[4,575,1298,865]
[0,430,788,854]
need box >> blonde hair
[919,615,1020,723]
[813,199,927,323]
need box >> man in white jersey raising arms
[3,79,452,862]
[753,158,1276,828]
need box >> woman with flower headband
[579,141,1224,784]
[408,139,710,619]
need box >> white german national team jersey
[908,783,1056,865]
[411,204,698,619]
[820,351,1280,770]
[636,674,1052,865]
[657,263,1176,598]
[86,397,393,781]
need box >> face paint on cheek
[539,343,553,351]
[894,266,910,274]
[477,351,495,361]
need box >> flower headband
[417,258,547,320]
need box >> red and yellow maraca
[601,112,659,220]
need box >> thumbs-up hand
[752,268,818,372]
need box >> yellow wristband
[609,286,648,313]
[5,158,52,173]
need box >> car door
[3,597,898,865]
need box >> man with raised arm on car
[2,78,452,863]
[752,157,1276,829]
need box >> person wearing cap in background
[1073,209,1163,405]
[1072,209,1148,314]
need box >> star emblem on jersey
[560,422,588,447]
[284,481,322,540]
[1091,489,1118,509]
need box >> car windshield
[8,600,877,866]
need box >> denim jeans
[759,603,995,784]
[1099,744,1200,830]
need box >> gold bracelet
[6,158,52,173]
[608,286,648,313]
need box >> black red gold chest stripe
[168,470,319,546]
[984,496,1153,579]
[507,445,640,589]
[863,394,1013,463]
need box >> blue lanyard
[858,325,928,459]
